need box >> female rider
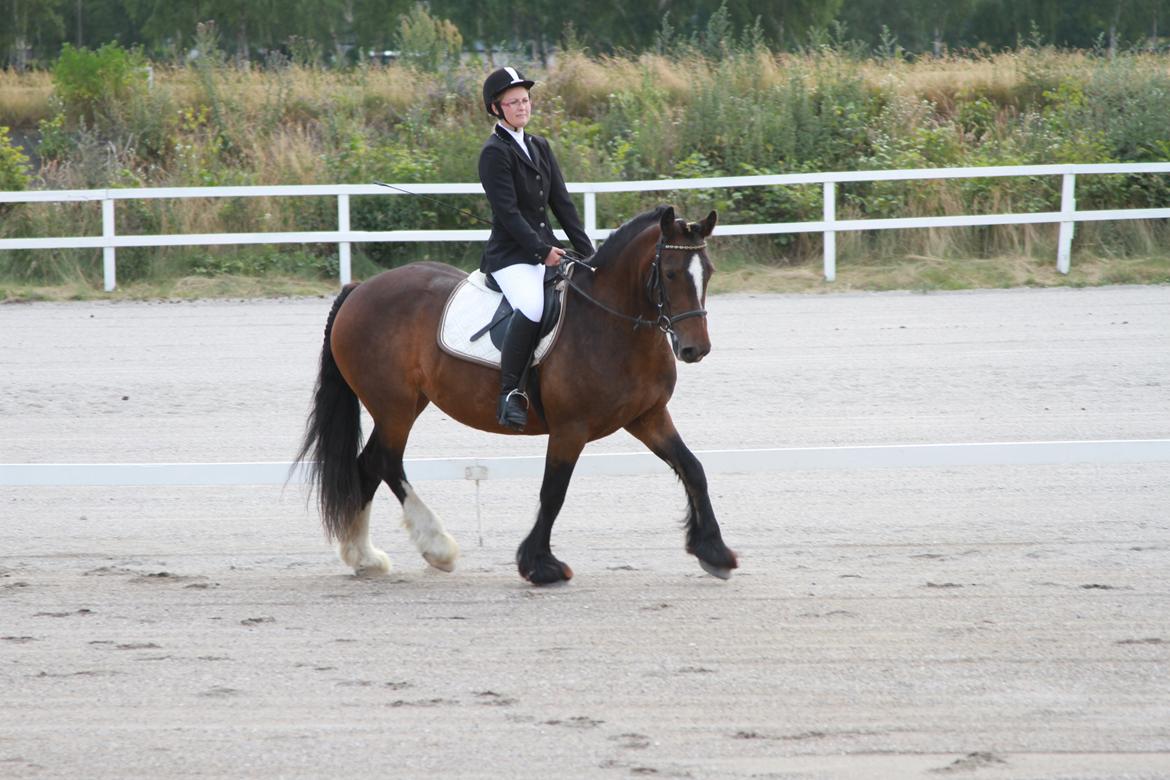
[478,67,594,431]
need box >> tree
[838,0,975,54]
[965,0,1170,50]
[68,0,140,48]
[6,0,66,70]
[395,2,462,70]
[125,0,215,57]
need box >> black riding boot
[497,311,541,430]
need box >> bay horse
[294,205,738,584]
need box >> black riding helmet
[482,66,535,117]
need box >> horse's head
[650,206,717,363]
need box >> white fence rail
[4,440,1170,487]
[3,163,1170,290]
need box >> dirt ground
[2,285,1169,778]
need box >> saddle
[437,266,567,368]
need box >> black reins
[645,239,709,333]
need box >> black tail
[293,283,363,543]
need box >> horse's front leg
[626,407,738,579]
[516,433,585,584]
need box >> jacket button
[539,222,545,228]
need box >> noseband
[560,239,709,345]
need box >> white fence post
[584,190,597,238]
[823,181,837,282]
[102,197,116,292]
[337,193,351,286]
[1057,173,1076,274]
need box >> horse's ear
[659,205,677,238]
[700,210,717,237]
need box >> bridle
[560,238,709,343]
[646,239,709,334]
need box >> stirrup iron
[504,388,530,409]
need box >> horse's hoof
[421,532,459,572]
[522,557,573,585]
[689,538,738,580]
[423,551,456,572]
[353,561,392,577]
[341,544,392,576]
[698,559,733,580]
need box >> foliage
[0,126,33,191]
[51,42,149,127]
[395,3,463,71]
[188,247,338,279]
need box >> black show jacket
[478,124,593,274]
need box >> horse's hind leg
[367,421,460,573]
[337,428,459,575]
[403,484,460,572]
[335,435,394,575]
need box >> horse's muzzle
[675,341,710,363]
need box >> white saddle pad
[438,270,565,368]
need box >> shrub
[0,126,32,191]
[395,3,463,72]
[51,42,149,128]
[35,110,74,161]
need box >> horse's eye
[665,271,677,280]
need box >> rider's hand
[543,247,566,266]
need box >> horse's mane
[589,205,670,269]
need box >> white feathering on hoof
[402,485,459,572]
[337,502,392,575]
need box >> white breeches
[491,262,545,322]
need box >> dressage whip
[373,180,495,229]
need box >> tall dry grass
[0,70,54,127]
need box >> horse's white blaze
[688,253,705,304]
[402,485,459,572]
[338,502,392,575]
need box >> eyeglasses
[500,96,531,109]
